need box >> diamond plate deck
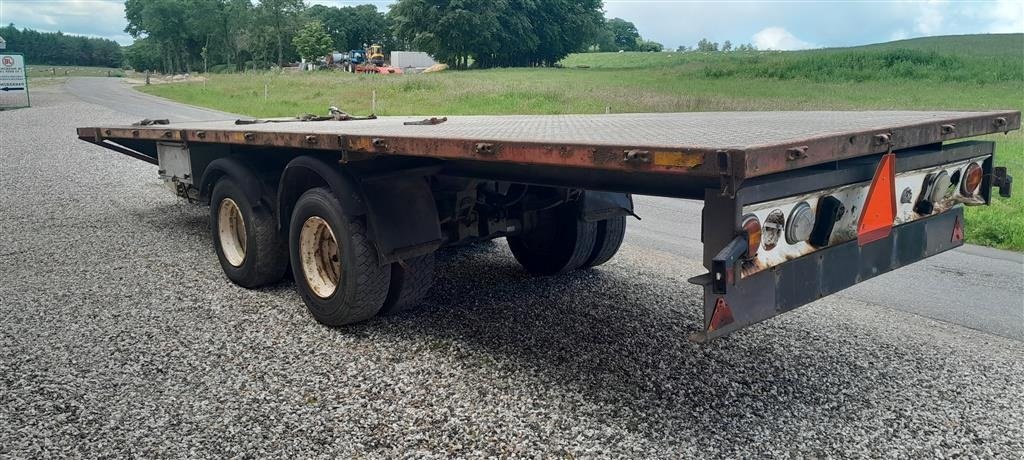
[80,110,1019,181]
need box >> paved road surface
[3,78,1021,457]
[64,77,238,122]
[65,77,1022,341]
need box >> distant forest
[1,0,671,73]
[1,24,123,68]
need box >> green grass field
[140,34,1024,250]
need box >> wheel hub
[299,216,341,299]
[218,198,247,267]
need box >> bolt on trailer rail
[78,110,1019,341]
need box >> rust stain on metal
[653,151,703,169]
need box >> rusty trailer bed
[79,110,1020,197]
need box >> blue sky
[1,0,1022,48]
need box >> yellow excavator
[367,44,386,66]
[355,44,403,74]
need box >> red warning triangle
[708,297,735,332]
[857,153,897,246]
[951,215,964,243]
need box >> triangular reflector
[857,153,897,246]
[951,215,964,243]
[708,297,735,332]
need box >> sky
[1,0,1022,49]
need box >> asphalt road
[2,77,1022,457]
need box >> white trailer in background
[389,51,437,70]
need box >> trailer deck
[80,110,1019,184]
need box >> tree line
[679,38,757,53]
[0,24,122,68]
[4,1,682,73]
[123,0,669,73]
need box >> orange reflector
[951,215,964,243]
[708,297,735,332]
[857,153,897,246]
[961,162,983,196]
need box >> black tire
[289,187,390,326]
[210,178,288,288]
[378,254,435,315]
[582,216,627,268]
[507,205,598,275]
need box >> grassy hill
[842,33,1024,57]
[140,33,1024,250]
[562,34,1024,83]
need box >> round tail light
[742,214,761,259]
[929,170,952,203]
[786,202,815,244]
[762,209,785,251]
[961,162,983,196]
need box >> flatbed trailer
[78,110,1019,341]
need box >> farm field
[140,34,1024,250]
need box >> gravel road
[2,82,1023,458]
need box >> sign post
[0,53,30,109]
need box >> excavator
[354,44,403,75]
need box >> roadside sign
[0,53,30,109]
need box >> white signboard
[0,54,30,109]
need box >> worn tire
[378,254,436,316]
[582,216,627,268]
[508,205,598,275]
[210,178,288,288]
[289,187,391,326]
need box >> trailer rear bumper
[691,207,964,341]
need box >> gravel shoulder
[1,84,1022,458]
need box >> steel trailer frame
[76,110,1019,340]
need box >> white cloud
[889,29,910,41]
[0,0,132,44]
[981,0,1024,33]
[752,27,817,50]
[914,1,947,35]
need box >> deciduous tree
[293,21,333,63]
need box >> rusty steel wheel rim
[300,216,341,299]
[218,198,247,267]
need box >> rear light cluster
[745,199,831,260]
[916,161,983,214]
[740,158,987,265]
